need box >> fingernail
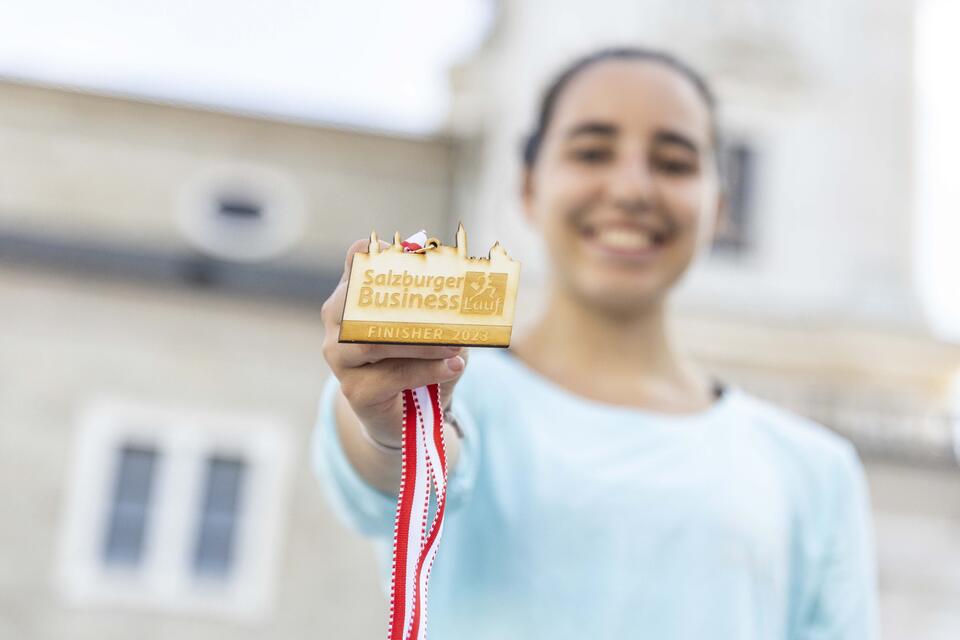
[445,356,465,372]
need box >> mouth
[578,222,669,262]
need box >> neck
[527,283,682,375]
[511,281,715,412]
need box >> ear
[521,166,538,226]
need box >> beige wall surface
[0,267,387,639]
[0,79,459,639]
[0,82,456,270]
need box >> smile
[579,223,667,262]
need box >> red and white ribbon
[387,232,449,640]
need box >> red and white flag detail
[388,233,449,640]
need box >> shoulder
[728,389,857,464]
[727,392,876,596]
[725,388,866,512]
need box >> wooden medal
[339,224,520,347]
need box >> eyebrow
[563,120,701,153]
[653,130,699,154]
[564,121,618,140]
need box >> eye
[570,147,613,163]
[653,156,698,175]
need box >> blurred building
[0,80,455,638]
[0,1,958,639]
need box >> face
[522,59,723,316]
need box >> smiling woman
[315,46,880,640]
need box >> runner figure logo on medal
[339,224,520,640]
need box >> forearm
[334,389,461,495]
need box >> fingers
[438,347,469,410]
[336,343,463,368]
[340,356,466,408]
[321,280,348,328]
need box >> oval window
[177,164,305,262]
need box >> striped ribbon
[387,233,450,640]
[387,385,448,640]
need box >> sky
[0,0,495,136]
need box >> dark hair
[521,47,719,169]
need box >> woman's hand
[320,238,468,491]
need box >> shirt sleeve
[311,374,483,539]
[797,443,881,640]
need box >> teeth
[594,227,654,250]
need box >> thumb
[438,349,468,410]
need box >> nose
[608,155,654,210]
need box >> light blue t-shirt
[313,348,879,639]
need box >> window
[193,456,247,578]
[217,197,263,221]
[712,141,756,254]
[58,398,292,621]
[176,164,306,263]
[102,445,160,568]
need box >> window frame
[57,397,293,621]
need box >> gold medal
[339,224,521,347]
